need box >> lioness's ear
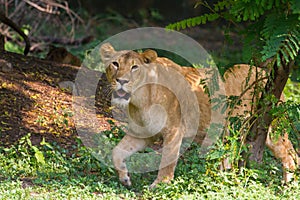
[141,49,157,63]
[100,43,116,63]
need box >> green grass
[0,133,300,199]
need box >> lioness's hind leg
[266,129,299,183]
[112,135,148,186]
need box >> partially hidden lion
[100,42,299,188]
[46,45,82,66]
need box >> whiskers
[103,84,114,98]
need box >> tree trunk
[246,60,293,163]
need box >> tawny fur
[100,43,298,188]
[46,45,81,66]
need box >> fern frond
[166,0,299,67]
[262,31,300,63]
[229,0,270,22]
[291,0,300,15]
[261,13,300,65]
[241,20,265,62]
[213,0,233,12]
[166,13,220,31]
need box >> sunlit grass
[0,133,300,199]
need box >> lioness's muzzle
[113,89,131,100]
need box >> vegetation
[168,0,300,165]
[1,133,300,199]
[167,0,300,66]
[0,0,299,199]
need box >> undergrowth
[0,130,300,199]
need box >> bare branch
[23,0,60,14]
[40,0,84,23]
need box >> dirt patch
[0,50,113,150]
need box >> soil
[0,50,114,150]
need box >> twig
[23,0,60,14]
[40,0,84,23]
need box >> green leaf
[276,53,281,67]
[207,150,224,160]
[291,0,300,14]
[166,14,219,31]
[267,0,274,10]
[31,146,45,165]
[35,151,46,165]
[289,35,300,52]
[40,137,53,149]
[279,48,289,63]
[283,42,295,60]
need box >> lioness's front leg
[150,129,183,188]
[112,134,148,186]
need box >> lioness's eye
[131,65,139,71]
[112,61,119,69]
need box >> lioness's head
[100,43,157,107]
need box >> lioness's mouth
[113,89,131,100]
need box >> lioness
[100,43,298,188]
[46,45,81,66]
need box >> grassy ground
[1,135,300,199]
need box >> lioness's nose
[116,79,129,85]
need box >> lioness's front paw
[149,177,172,189]
[149,181,158,189]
